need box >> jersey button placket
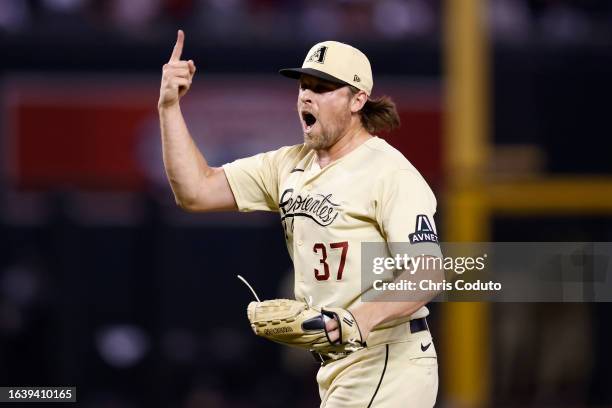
[293,188,302,247]
[298,184,309,247]
[296,181,315,250]
[295,211,303,247]
[293,202,304,280]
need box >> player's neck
[316,124,371,168]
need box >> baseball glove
[247,299,365,354]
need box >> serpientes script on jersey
[279,188,340,227]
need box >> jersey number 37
[313,241,349,281]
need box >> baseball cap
[279,41,373,96]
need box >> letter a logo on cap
[307,46,328,64]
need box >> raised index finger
[169,30,184,62]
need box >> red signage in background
[3,76,441,191]
[377,80,442,188]
[5,79,157,190]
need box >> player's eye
[299,82,335,94]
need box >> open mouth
[301,111,317,132]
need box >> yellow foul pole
[442,0,491,406]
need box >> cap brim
[279,67,349,86]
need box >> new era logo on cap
[279,40,374,96]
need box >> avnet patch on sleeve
[409,214,439,244]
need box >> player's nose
[299,88,313,105]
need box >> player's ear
[350,90,368,113]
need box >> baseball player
[159,30,442,407]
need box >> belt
[409,316,429,334]
[311,317,429,364]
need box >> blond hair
[350,86,400,133]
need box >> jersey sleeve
[222,146,296,212]
[376,169,442,258]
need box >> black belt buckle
[409,317,429,334]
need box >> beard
[302,110,352,151]
[303,130,334,150]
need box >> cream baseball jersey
[223,136,441,323]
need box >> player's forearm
[159,103,212,209]
[351,261,444,339]
[350,300,427,334]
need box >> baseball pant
[317,330,438,408]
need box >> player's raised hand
[159,30,197,108]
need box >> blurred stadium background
[1,0,611,407]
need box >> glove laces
[236,275,261,302]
